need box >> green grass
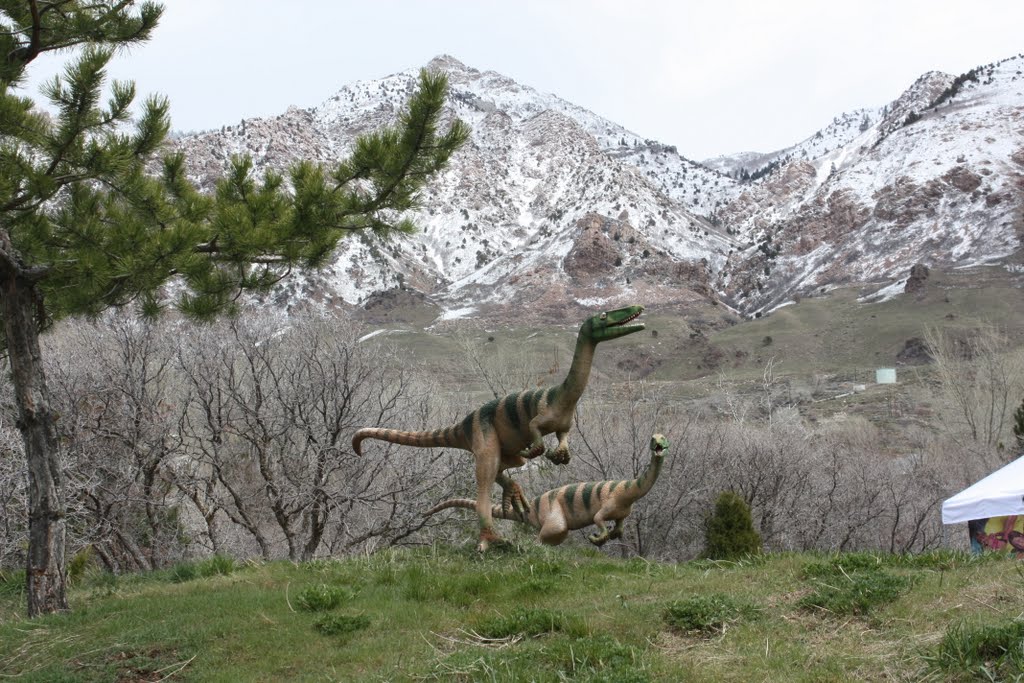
[663,593,761,636]
[798,570,916,617]
[170,555,237,583]
[313,613,371,639]
[471,606,588,639]
[926,618,1024,681]
[1,546,1022,681]
[295,583,354,612]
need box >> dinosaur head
[582,305,645,343]
[650,433,669,458]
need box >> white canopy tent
[942,455,1024,525]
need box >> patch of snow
[439,306,477,321]
[767,300,796,312]
[857,280,907,303]
[357,329,389,343]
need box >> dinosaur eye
[600,313,607,320]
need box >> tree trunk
[0,260,68,616]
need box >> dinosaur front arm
[516,416,548,460]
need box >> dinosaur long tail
[352,425,469,456]
[422,498,534,525]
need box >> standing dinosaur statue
[424,433,669,546]
[352,304,645,551]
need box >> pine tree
[0,1,468,617]
[702,491,762,560]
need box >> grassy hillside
[2,545,1022,682]
[365,266,1024,391]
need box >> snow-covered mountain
[172,56,738,322]
[171,54,1024,321]
[715,56,1024,314]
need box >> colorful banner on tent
[968,515,1024,556]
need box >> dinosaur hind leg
[589,509,624,547]
[474,440,502,552]
[538,508,569,546]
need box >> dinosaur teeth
[612,311,643,326]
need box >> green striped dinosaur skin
[424,434,668,547]
[352,305,645,551]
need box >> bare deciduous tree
[45,316,184,572]
[0,369,27,569]
[925,323,1024,451]
[175,315,462,561]
[453,328,559,399]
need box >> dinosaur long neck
[559,331,596,403]
[633,454,665,498]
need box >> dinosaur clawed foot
[517,442,547,460]
[477,527,501,553]
[545,447,571,465]
[501,481,530,520]
[587,532,609,547]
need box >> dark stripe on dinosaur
[527,389,543,416]
[479,399,500,434]
[564,484,578,510]
[581,482,595,510]
[516,392,529,429]
[504,392,521,430]
[461,413,476,444]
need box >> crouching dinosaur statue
[352,304,645,551]
[424,433,669,546]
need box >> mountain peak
[427,54,472,74]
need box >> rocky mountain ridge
[717,56,1024,314]
[170,54,1024,323]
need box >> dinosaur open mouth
[609,309,643,327]
[654,443,665,454]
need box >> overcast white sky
[21,1,1024,160]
